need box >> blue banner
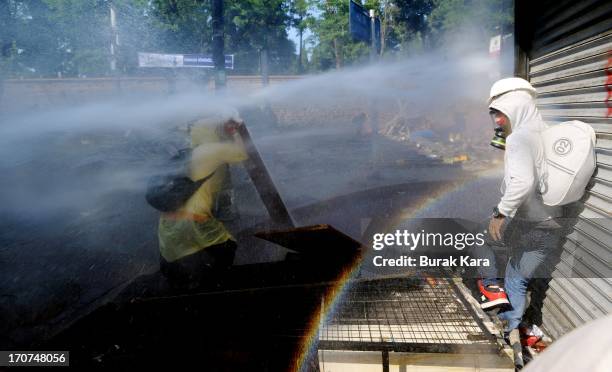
[349,0,381,51]
[349,0,370,43]
[183,54,234,69]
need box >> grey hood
[488,90,547,133]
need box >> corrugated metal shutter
[527,1,612,340]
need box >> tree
[308,0,370,70]
[148,0,212,54]
[306,0,434,69]
[0,1,19,78]
[0,0,514,77]
[360,0,434,57]
[1,0,127,77]
[225,0,295,74]
[148,0,295,74]
[1,0,299,78]
[1,0,76,77]
[387,0,434,54]
[43,0,111,76]
[289,0,309,73]
[427,0,513,47]
[110,0,163,74]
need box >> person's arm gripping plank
[190,124,248,180]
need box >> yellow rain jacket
[158,119,248,263]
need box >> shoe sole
[480,297,510,309]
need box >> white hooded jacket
[488,91,562,221]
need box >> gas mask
[489,109,509,150]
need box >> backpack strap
[193,170,217,188]
[537,131,549,195]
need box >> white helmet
[488,77,537,104]
[217,106,243,125]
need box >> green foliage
[0,0,298,77]
[43,0,111,76]
[305,0,433,69]
[225,0,295,73]
[306,0,512,69]
[288,0,309,72]
[0,0,513,77]
[384,0,434,55]
[290,0,309,32]
[428,0,513,46]
[307,0,370,70]
[148,0,211,54]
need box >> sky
[288,26,311,53]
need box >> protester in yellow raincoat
[158,115,247,285]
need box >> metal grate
[318,277,498,353]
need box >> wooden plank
[237,122,295,228]
[255,224,362,257]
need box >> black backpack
[145,149,216,212]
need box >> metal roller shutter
[526,1,612,340]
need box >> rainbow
[292,168,500,371]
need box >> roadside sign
[138,53,234,69]
[138,53,183,68]
[489,35,501,57]
[183,54,234,69]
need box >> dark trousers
[473,220,562,331]
[160,240,237,287]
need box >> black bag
[145,149,216,212]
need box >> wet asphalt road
[0,120,502,348]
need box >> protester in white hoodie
[489,86,562,224]
[476,78,563,338]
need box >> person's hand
[488,216,505,241]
